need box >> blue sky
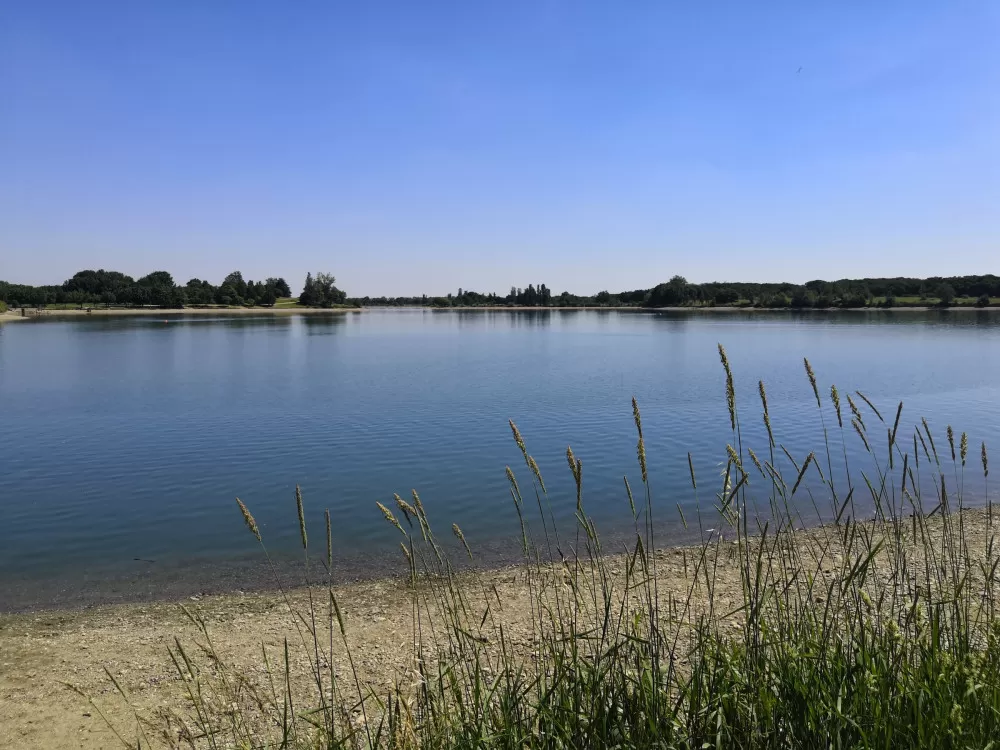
[1,1,997,296]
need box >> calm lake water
[2,309,999,610]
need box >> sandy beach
[1,508,994,749]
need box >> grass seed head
[452,524,472,559]
[830,384,843,428]
[719,344,736,430]
[235,498,261,543]
[527,455,545,492]
[377,502,405,534]
[295,485,307,551]
[804,358,820,407]
[509,419,527,458]
[394,494,417,526]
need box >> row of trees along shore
[3,271,998,311]
[0,270,346,309]
[348,274,1000,308]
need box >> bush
[0,300,7,313]
[977,294,991,308]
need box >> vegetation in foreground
[85,351,997,748]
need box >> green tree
[137,271,175,288]
[936,283,956,306]
[267,277,291,297]
[976,294,990,308]
[648,275,689,307]
[299,272,316,306]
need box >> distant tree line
[348,275,1000,310]
[4,270,997,311]
[0,269,350,309]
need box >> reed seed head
[637,436,648,483]
[400,542,412,565]
[235,498,261,543]
[856,391,883,423]
[566,446,578,482]
[830,384,842,428]
[325,508,332,570]
[852,418,871,452]
[394,493,417,526]
[922,418,938,461]
[791,452,814,496]
[631,397,643,438]
[747,447,764,477]
[527,455,546,492]
[960,432,968,466]
[719,344,736,430]
[984,442,990,477]
[687,452,697,490]
[295,485,307,551]
[847,394,865,431]
[410,490,425,519]
[804,358,820,408]
[452,523,472,559]
[726,444,744,475]
[759,380,774,445]
[509,419,527,458]
[947,425,956,462]
[623,475,636,517]
[376,501,405,534]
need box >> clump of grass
[97,347,999,749]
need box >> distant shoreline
[362,304,999,313]
[3,305,997,323]
[0,306,358,321]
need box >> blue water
[1,309,999,609]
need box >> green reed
[104,346,999,749]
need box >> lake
[2,309,999,610]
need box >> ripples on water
[1,309,998,608]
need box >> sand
[1,508,995,749]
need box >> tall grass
[116,348,998,748]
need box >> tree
[647,275,689,307]
[936,283,956,306]
[714,288,739,305]
[299,272,345,307]
[267,278,291,298]
[299,272,316,306]
[790,288,816,308]
[976,294,990,308]
[137,271,175,288]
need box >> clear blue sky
[2,2,997,296]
